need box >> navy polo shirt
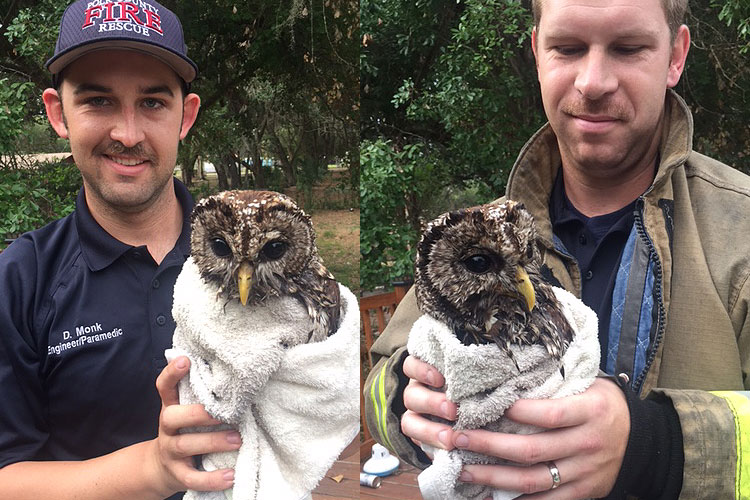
[0,178,192,471]
[549,171,635,368]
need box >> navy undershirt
[549,170,636,370]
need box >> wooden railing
[359,281,411,446]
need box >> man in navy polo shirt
[0,1,241,498]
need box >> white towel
[407,286,600,500]
[166,258,360,500]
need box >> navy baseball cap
[46,0,197,84]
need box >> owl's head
[190,190,316,305]
[415,200,539,321]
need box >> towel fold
[166,258,359,500]
[407,286,600,500]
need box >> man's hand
[150,356,241,496]
[400,355,458,452]
[456,378,630,499]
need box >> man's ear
[42,88,68,139]
[531,27,539,70]
[179,93,201,140]
[667,25,690,88]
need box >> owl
[190,190,340,343]
[415,200,573,368]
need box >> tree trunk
[228,153,242,188]
[270,131,297,187]
[234,154,264,190]
[181,153,198,186]
[198,156,205,180]
[214,158,230,190]
[247,116,268,189]
[251,148,265,188]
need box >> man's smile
[103,153,151,176]
[106,155,148,167]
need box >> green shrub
[0,161,80,246]
[360,139,423,290]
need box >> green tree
[170,0,359,192]
[714,0,750,52]
[0,78,34,155]
[0,160,79,245]
[679,0,750,174]
[360,140,423,288]
[360,0,540,290]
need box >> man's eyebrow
[140,85,175,97]
[543,28,660,41]
[73,83,112,95]
[71,84,175,98]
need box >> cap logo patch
[82,1,163,37]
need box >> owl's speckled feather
[415,200,573,366]
[190,190,339,343]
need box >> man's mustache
[97,142,156,161]
[561,100,629,120]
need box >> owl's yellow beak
[238,262,253,306]
[515,266,535,312]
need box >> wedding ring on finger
[546,461,562,489]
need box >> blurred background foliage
[0,0,359,245]
[0,160,79,244]
[360,0,750,291]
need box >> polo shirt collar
[76,178,194,271]
[549,169,636,241]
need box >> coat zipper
[632,197,667,394]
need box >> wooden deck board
[311,438,360,500]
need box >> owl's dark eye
[463,254,493,274]
[261,240,287,260]
[210,237,232,258]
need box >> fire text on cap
[82,1,163,37]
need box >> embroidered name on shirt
[48,323,124,356]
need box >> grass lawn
[311,209,360,296]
